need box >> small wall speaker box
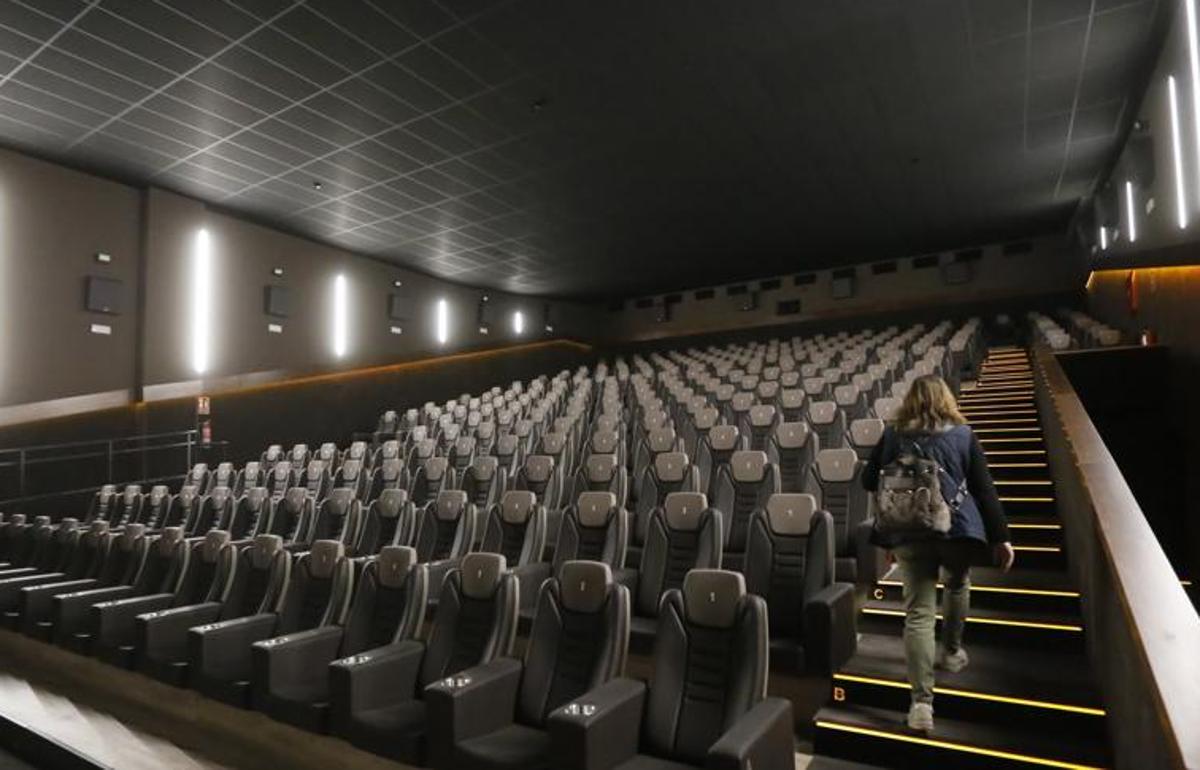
[941,262,975,285]
[264,285,289,318]
[388,292,410,321]
[830,276,856,300]
[477,299,495,326]
[85,276,124,314]
[732,292,759,312]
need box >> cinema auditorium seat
[329,552,518,763]
[805,448,880,583]
[252,546,429,731]
[547,569,794,770]
[710,450,781,571]
[355,489,414,556]
[427,560,630,770]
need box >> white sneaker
[937,647,970,673]
[907,702,934,732]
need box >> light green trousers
[894,541,973,705]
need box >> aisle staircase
[813,347,1111,769]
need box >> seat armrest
[251,625,344,701]
[855,520,884,582]
[329,640,426,725]
[512,563,551,612]
[20,579,98,624]
[613,567,637,594]
[547,677,646,770]
[188,613,278,682]
[803,581,858,673]
[93,593,174,650]
[53,585,136,641]
[137,602,222,663]
[706,697,795,770]
[425,657,523,768]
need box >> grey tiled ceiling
[0,0,1167,298]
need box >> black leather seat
[332,458,369,500]
[189,540,351,707]
[356,488,414,556]
[251,545,429,731]
[227,488,270,540]
[546,569,794,770]
[0,520,107,621]
[161,486,201,529]
[807,400,847,450]
[188,486,233,537]
[136,534,287,686]
[710,450,781,571]
[84,486,118,524]
[847,416,885,461]
[513,455,562,514]
[461,456,505,537]
[109,485,144,528]
[570,453,629,516]
[265,461,297,500]
[804,448,881,583]
[631,452,700,568]
[768,421,820,493]
[366,457,407,505]
[140,485,172,529]
[744,493,856,673]
[414,491,477,594]
[428,560,631,770]
[307,488,362,551]
[301,460,332,502]
[449,436,477,476]
[695,425,746,502]
[479,491,547,612]
[93,530,231,668]
[266,487,314,544]
[630,492,722,646]
[329,552,519,764]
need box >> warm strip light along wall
[436,298,449,345]
[332,273,348,358]
[191,228,212,375]
[1169,75,1188,229]
[1124,180,1137,243]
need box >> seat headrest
[693,407,719,430]
[585,453,617,482]
[873,397,900,421]
[590,431,619,453]
[434,490,469,520]
[307,540,344,579]
[499,491,536,523]
[808,401,837,424]
[765,494,819,535]
[177,485,199,503]
[208,486,232,504]
[470,456,498,479]
[156,527,185,554]
[834,384,860,405]
[455,436,476,455]
[119,523,146,547]
[663,492,708,530]
[477,421,495,437]
[575,492,616,526]
[715,384,735,400]
[816,449,859,482]
[307,459,326,476]
[250,534,285,569]
[414,439,436,458]
[647,427,678,453]
[496,434,518,453]
[559,561,613,614]
[460,552,506,600]
[849,418,885,447]
[325,487,355,511]
[341,459,362,478]
[541,432,567,454]
[378,458,403,481]
[376,545,418,588]
[347,442,367,459]
[273,462,293,480]
[150,485,169,502]
[282,486,308,510]
[522,455,555,482]
[32,515,51,527]
[374,488,408,517]
[774,421,812,449]
[708,425,740,451]
[748,405,777,427]
[730,450,769,482]
[244,487,269,508]
[201,529,231,560]
[731,392,755,411]
[683,569,746,629]
[58,518,78,531]
[123,485,142,500]
[423,456,450,480]
[243,462,261,477]
[803,377,826,395]
[654,452,688,482]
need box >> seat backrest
[230,487,270,540]
[768,421,820,493]
[276,540,353,633]
[267,461,295,497]
[222,534,290,619]
[187,465,211,495]
[193,486,233,536]
[413,490,476,563]
[112,485,144,527]
[518,561,630,726]
[142,485,172,529]
[642,570,767,764]
[240,462,264,493]
[712,450,781,554]
[743,494,834,640]
[133,526,188,595]
[462,456,502,510]
[806,448,867,555]
[340,546,428,656]
[554,492,628,571]
[514,455,559,509]
[480,491,546,567]
[180,529,232,606]
[268,487,314,543]
[847,417,885,461]
[311,488,361,547]
[411,456,454,508]
[637,493,723,617]
[86,485,118,523]
[420,553,518,687]
[358,488,412,555]
[163,485,200,530]
[98,524,148,586]
[745,404,779,451]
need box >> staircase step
[859,598,1084,651]
[832,634,1105,736]
[870,566,1079,614]
[814,704,1109,770]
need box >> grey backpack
[873,436,964,536]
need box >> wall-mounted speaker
[387,292,410,322]
[941,262,975,285]
[85,276,124,314]
[732,291,758,312]
[476,296,494,327]
[830,269,856,300]
[264,285,289,318]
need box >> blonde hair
[894,375,966,433]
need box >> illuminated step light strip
[990,462,1049,468]
[966,418,1040,425]
[960,409,1039,417]
[860,607,1082,632]
[1008,523,1062,529]
[876,578,1076,597]
[979,437,1044,444]
[1125,180,1137,243]
[964,386,1036,394]
[1169,75,1187,229]
[995,479,1054,485]
[1001,496,1056,503]
[959,397,1036,405]
[985,450,1047,456]
[814,721,1104,769]
[1013,545,1062,553]
[831,674,1104,715]
[973,427,1044,434]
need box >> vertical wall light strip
[191,228,211,375]
[513,310,525,335]
[1187,0,1200,198]
[1098,226,1108,251]
[1169,75,1188,229]
[436,298,449,345]
[332,274,347,358]
[1124,180,1137,243]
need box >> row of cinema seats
[0,317,986,767]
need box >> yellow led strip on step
[989,462,1048,468]
[1001,496,1056,503]
[813,721,1105,769]
[875,578,1077,598]
[965,418,1040,425]
[1012,546,1062,553]
[985,450,1047,456]
[1007,523,1062,529]
[994,479,1054,485]
[980,437,1044,443]
[860,607,1083,631]
[973,427,1044,434]
[831,674,1106,716]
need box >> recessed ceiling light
[393,279,403,288]
[312,180,323,190]
[272,267,284,277]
